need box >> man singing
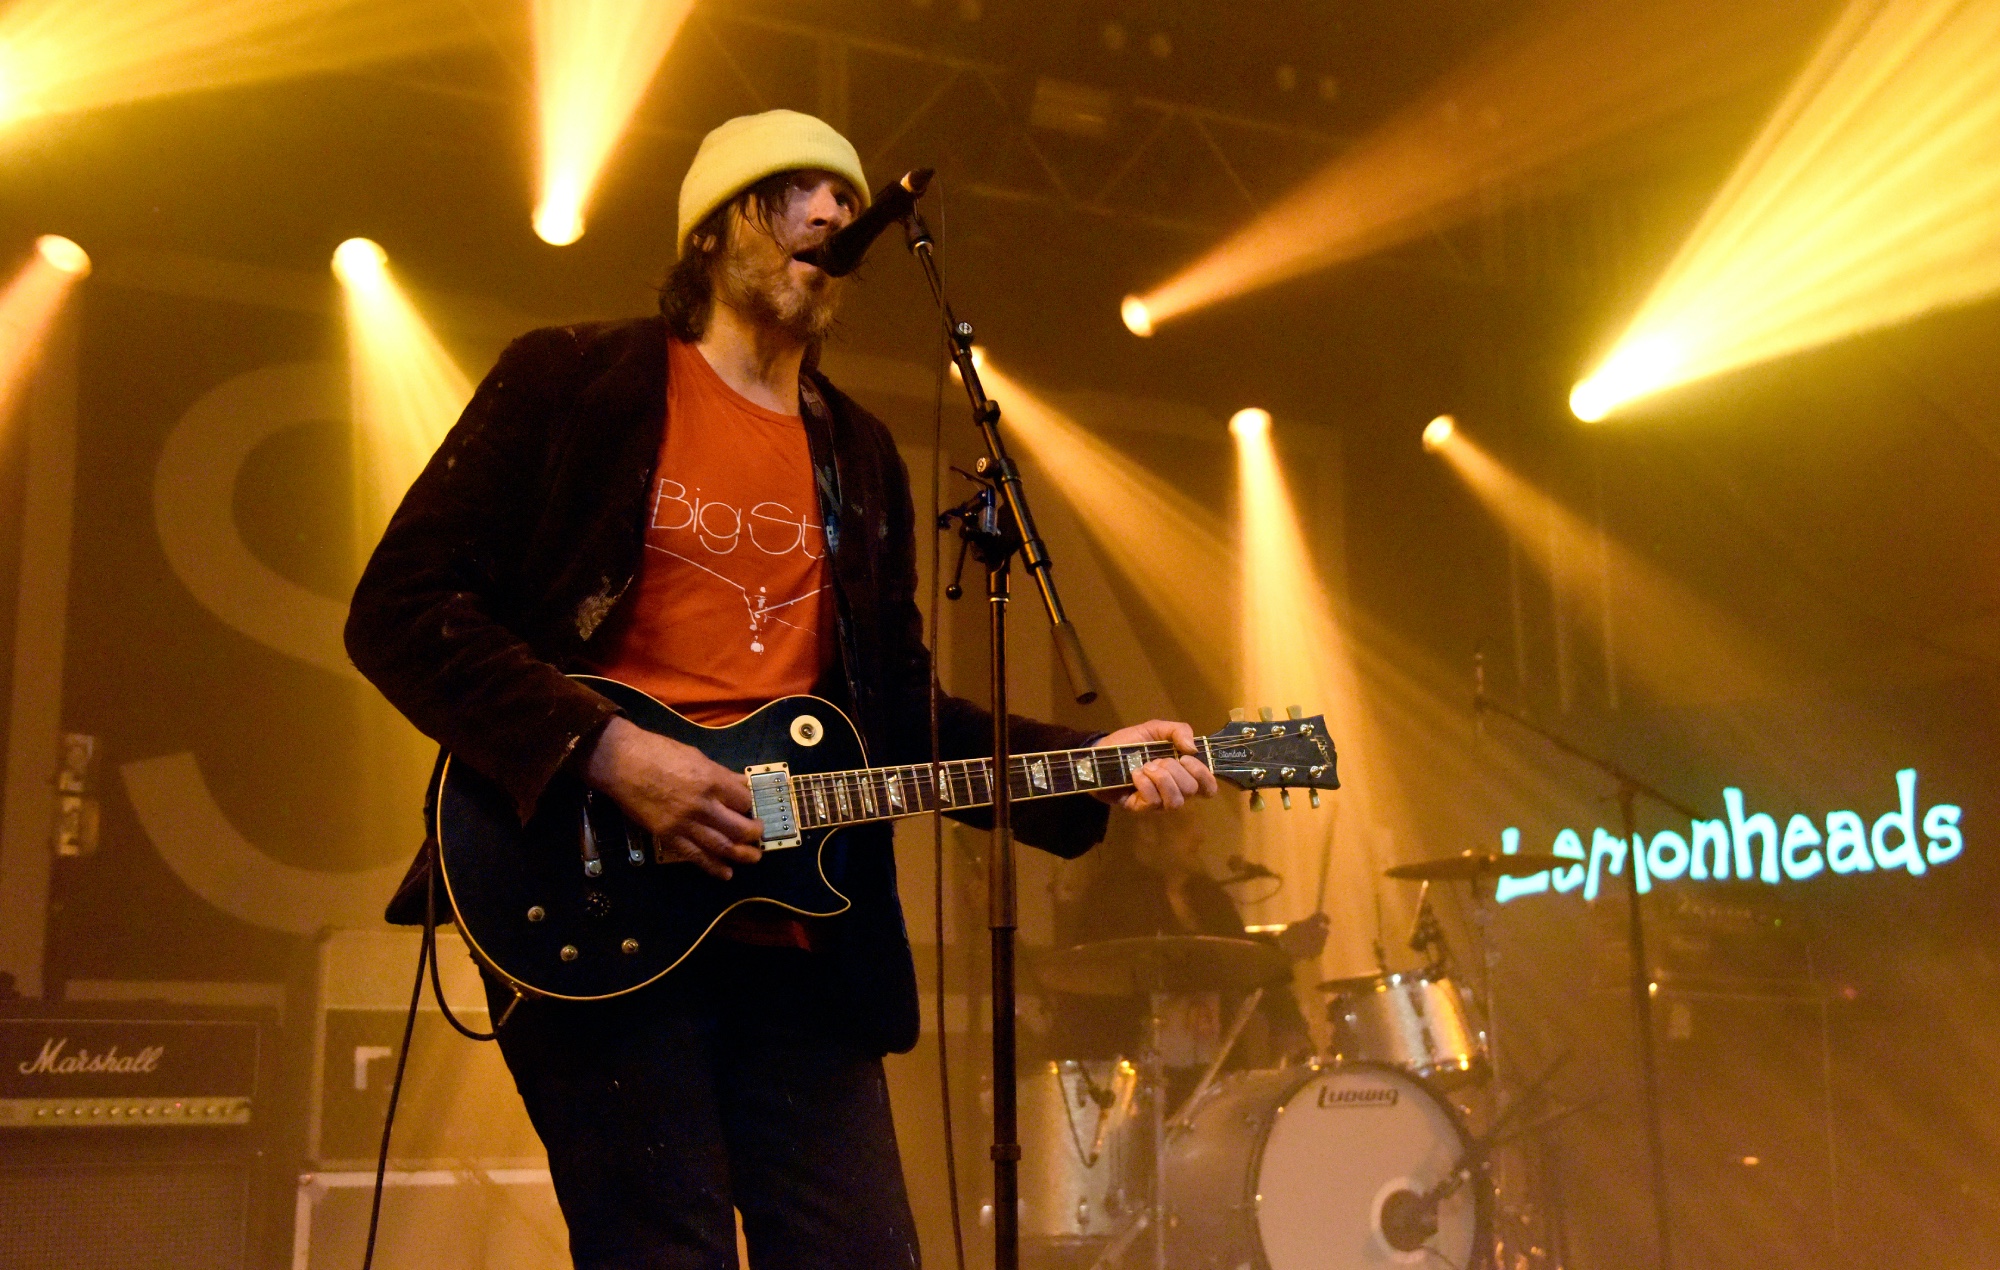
[345,109,1216,1269]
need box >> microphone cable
[922,177,971,1270]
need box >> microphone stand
[903,207,1100,1270]
[1474,671,1696,1270]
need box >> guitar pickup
[746,764,802,851]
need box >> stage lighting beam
[1573,0,2000,420]
[1127,0,1824,331]
[0,235,91,428]
[0,0,479,129]
[1422,415,1456,452]
[331,238,471,550]
[532,0,696,246]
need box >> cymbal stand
[1475,680,1700,1270]
[1146,993,1166,1270]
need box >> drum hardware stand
[1085,1211,1150,1270]
[906,206,1100,1270]
[1474,666,1701,1270]
[1166,987,1264,1131]
[1088,984,1266,1270]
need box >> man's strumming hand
[1092,719,1219,812]
[582,717,764,880]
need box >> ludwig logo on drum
[1316,1084,1398,1108]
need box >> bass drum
[1164,1063,1489,1270]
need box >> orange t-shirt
[587,338,837,723]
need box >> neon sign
[1495,769,1962,903]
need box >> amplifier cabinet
[311,929,543,1168]
[293,1168,567,1270]
[0,1016,257,1126]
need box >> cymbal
[1384,850,1572,883]
[1033,935,1290,997]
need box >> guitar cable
[925,175,972,1270]
[362,843,501,1270]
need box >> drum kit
[1021,848,1570,1270]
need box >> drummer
[1052,806,1327,1086]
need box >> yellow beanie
[677,110,869,256]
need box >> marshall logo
[17,1038,165,1077]
[1317,1084,1399,1108]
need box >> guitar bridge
[746,764,802,850]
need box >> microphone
[792,168,934,277]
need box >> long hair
[657,171,798,342]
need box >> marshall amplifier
[0,1016,257,1127]
[0,1014,264,1270]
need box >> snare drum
[1018,1059,1140,1242]
[1324,971,1488,1087]
[1164,1063,1490,1270]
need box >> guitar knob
[1258,706,1275,722]
[1229,707,1247,722]
[1249,791,1266,812]
[1280,789,1292,810]
[1309,789,1321,809]
[1286,705,1302,719]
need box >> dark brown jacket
[345,315,1107,1053]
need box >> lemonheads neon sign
[1496,769,1962,903]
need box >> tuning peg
[1286,705,1302,720]
[1249,791,1266,811]
[1280,789,1292,810]
[1229,707,1247,722]
[1258,706,1274,722]
[1309,789,1321,809]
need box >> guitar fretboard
[785,737,1216,830]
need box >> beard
[712,226,842,343]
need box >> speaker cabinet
[310,929,543,1168]
[0,1134,252,1270]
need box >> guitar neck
[786,737,1215,831]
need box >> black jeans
[482,942,921,1270]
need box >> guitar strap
[799,372,872,731]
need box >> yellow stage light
[0,235,90,427]
[34,234,89,277]
[0,0,481,128]
[1229,407,1272,439]
[1120,295,1154,337]
[1574,0,2000,420]
[1127,0,1821,330]
[532,0,696,246]
[1422,415,1456,452]
[332,238,471,549]
[331,236,388,287]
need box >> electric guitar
[435,675,1340,1002]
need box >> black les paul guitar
[435,675,1340,1002]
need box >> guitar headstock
[1204,705,1340,810]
